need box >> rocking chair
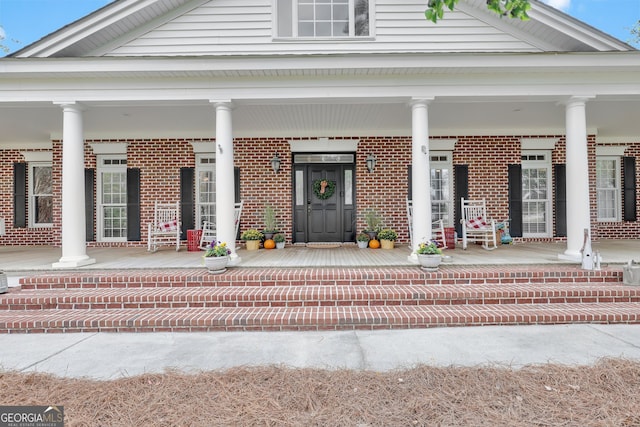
[406,198,447,249]
[199,201,244,250]
[147,201,181,252]
[460,198,497,250]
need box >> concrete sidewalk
[1,324,639,380]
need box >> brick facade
[2,134,639,247]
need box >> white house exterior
[0,0,639,268]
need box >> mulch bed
[2,359,640,426]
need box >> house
[0,0,638,268]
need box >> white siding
[107,0,539,57]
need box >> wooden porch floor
[0,239,637,273]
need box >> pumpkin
[263,239,276,249]
[368,239,380,249]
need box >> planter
[276,241,285,249]
[417,254,442,271]
[357,240,369,249]
[263,231,276,240]
[245,240,260,251]
[380,239,394,250]
[365,231,378,240]
[204,256,228,274]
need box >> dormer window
[276,0,370,38]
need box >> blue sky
[0,0,638,56]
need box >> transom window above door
[276,0,371,38]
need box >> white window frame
[430,152,454,227]
[28,162,53,228]
[596,156,622,222]
[275,0,372,38]
[96,155,128,242]
[196,154,216,229]
[521,150,552,238]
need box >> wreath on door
[313,179,336,200]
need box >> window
[196,155,216,228]
[430,153,453,226]
[521,151,551,237]
[276,0,370,38]
[97,156,127,241]
[596,156,621,221]
[28,163,53,227]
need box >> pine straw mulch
[2,359,640,426]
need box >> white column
[408,98,434,262]
[559,96,593,262]
[212,101,240,262]
[53,103,95,268]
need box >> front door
[293,155,355,243]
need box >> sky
[0,0,639,56]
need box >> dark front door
[293,162,355,243]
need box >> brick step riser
[17,270,623,291]
[2,310,639,334]
[3,294,639,311]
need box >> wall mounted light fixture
[271,152,281,173]
[366,154,377,173]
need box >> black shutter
[180,167,195,240]
[13,163,27,228]
[234,167,241,204]
[127,168,141,241]
[85,169,95,241]
[454,165,468,238]
[623,157,637,221]
[407,165,412,200]
[554,164,567,237]
[508,164,522,238]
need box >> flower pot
[380,239,394,250]
[357,240,369,249]
[276,241,285,249]
[245,240,260,251]
[204,256,228,274]
[365,231,378,240]
[417,254,442,271]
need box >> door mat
[306,243,342,249]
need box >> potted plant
[416,241,443,271]
[377,228,397,249]
[363,208,383,240]
[203,241,231,273]
[273,233,285,249]
[241,229,264,251]
[263,205,278,240]
[356,232,370,249]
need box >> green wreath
[313,179,336,200]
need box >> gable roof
[10,0,634,59]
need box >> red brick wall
[2,135,639,247]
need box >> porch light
[366,154,377,173]
[271,152,281,173]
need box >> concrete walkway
[1,324,639,380]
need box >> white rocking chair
[406,198,447,249]
[147,201,181,252]
[460,198,497,250]
[199,201,243,250]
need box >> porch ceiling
[2,96,639,145]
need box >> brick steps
[2,283,639,311]
[1,303,639,333]
[1,266,637,333]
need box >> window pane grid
[289,0,368,37]
[596,158,620,221]
[100,170,127,239]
